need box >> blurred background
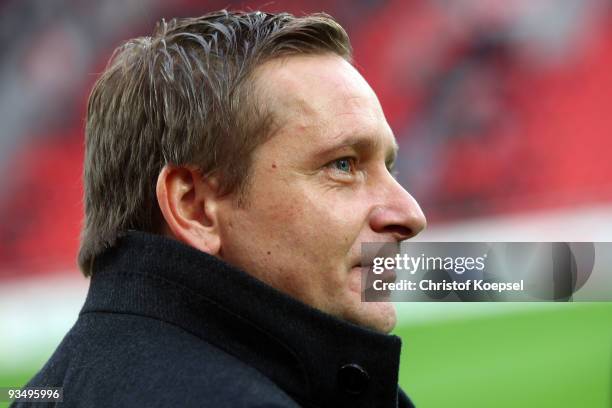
[1,0,611,407]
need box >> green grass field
[394,303,612,407]
[2,303,610,407]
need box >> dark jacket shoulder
[16,232,415,408]
[21,312,298,408]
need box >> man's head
[81,10,426,333]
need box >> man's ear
[156,165,221,255]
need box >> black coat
[15,231,415,407]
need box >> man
[17,10,425,408]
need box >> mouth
[352,262,369,269]
[352,262,397,294]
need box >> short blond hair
[79,10,352,275]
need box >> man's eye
[330,157,355,173]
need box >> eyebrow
[314,133,398,168]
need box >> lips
[356,263,397,294]
[354,262,396,279]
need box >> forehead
[253,54,396,153]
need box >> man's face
[216,54,426,333]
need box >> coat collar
[83,231,409,407]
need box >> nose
[369,175,427,242]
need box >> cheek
[224,174,368,277]
[267,193,351,255]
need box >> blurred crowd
[1,0,612,276]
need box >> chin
[349,301,397,334]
